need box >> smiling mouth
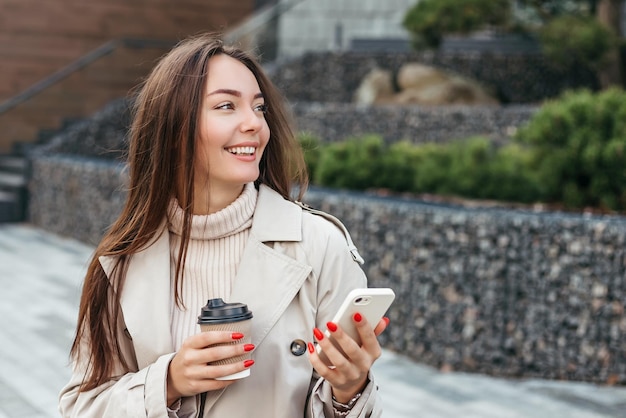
[226,146,256,156]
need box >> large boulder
[354,63,499,106]
[397,63,449,91]
[353,68,395,105]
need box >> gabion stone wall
[29,156,127,245]
[28,156,626,385]
[32,97,538,157]
[270,51,598,104]
[35,98,131,159]
[292,102,536,144]
[304,189,626,385]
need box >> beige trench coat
[59,185,383,417]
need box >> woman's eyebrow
[207,89,264,100]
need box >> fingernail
[244,359,255,368]
[244,344,255,352]
[313,328,324,341]
[353,313,362,322]
[232,332,244,340]
[308,342,315,353]
[326,321,338,332]
[383,317,390,326]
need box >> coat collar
[99,184,311,369]
[250,184,302,242]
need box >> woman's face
[194,53,270,202]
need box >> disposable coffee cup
[197,298,253,380]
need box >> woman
[59,33,388,417]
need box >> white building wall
[276,0,417,58]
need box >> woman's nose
[240,108,264,132]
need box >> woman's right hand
[166,331,254,406]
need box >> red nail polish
[232,332,244,340]
[244,359,255,368]
[383,317,390,326]
[244,344,255,352]
[326,321,338,332]
[353,313,362,322]
[313,328,324,341]
[308,342,315,353]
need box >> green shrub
[403,143,451,195]
[410,137,540,203]
[299,89,626,212]
[314,135,387,190]
[515,88,626,210]
[539,15,619,71]
[298,133,322,180]
[403,0,511,49]
[487,143,542,203]
[378,141,420,192]
[303,134,543,206]
[444,137,494,197]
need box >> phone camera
[354,297,371,305]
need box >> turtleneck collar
[167,183,258,240]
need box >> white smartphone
[318,287,395,366]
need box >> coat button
[290,339,307,356]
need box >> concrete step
[0,171,27,189]
[0,155,28,174]
[0,154,29,222]
[0,190,24,222]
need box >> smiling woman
[58,33,390,418]
[193,54,270,214]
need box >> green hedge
[402,0,511,49]
[300,88,626,212]
[515,88,626,210]
[539,15,619,71]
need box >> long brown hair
[70,33,308,391]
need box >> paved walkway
[1,223,625,418]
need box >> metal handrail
[0,0,306,116]
[0,38,175,115]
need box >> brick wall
[0,0,255,152]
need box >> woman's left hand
[308,315,389,403]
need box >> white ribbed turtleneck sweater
[167,183,258,350]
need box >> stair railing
[0,38,175,116]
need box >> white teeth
[226,146,255,155]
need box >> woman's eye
[216,103,234,110]
[255,104,268,113]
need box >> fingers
[167,331,255,398]
[168,360,240,398]
[182,331,251,362]
[309,314,391,372]
[186,330,244,349]
[313,326,355,370]
[308,315,380,397]
[374,317,390,336]
[347,314,382,367]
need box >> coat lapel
[99,228,174,369]
[202,185,312,412]
[230,239,312,346]
[231,186,311,344]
